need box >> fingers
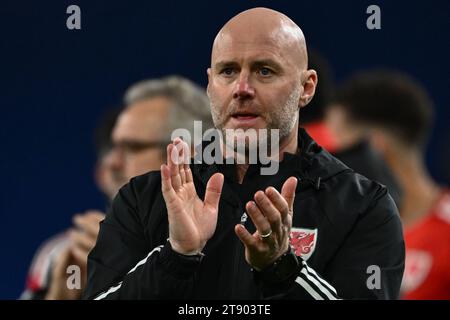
[203,173,224,212]
[167,143,182,190]
[179,157,186,185]
[69,229,97,252]
[72,212,104,238]
[265,187,290,221]
[160,164,177,205]
[167,138,192,189]
[68,228,94,269]
[161,141,193,208]
[81,210,105,220]
[235,224,258,248]
[246,177,298,238]
[246,200,272,236]
[254,191,282,231]
[178,141,188,184]
[184,160,193,183]
[182,141,193,183]
[71,244,89,266]
[51,245,73,279]
[281,177,298,214]
[69,212,104,265]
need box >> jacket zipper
[230,208,245,298]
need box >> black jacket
[333,139,402,207]
[84,129,404,300]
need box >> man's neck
[388,150,441,227]
[234,126,299,184]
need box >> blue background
[1,0,449,298]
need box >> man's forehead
[211,11,306,67]
[212,33,303,69]
[214,29,285,49]
[113,99,170,140]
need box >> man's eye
[259,67,273,76]
[220,68,235,76]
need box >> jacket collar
[191,127,350,198]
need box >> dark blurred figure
[21,108,121,300]
[328,70,450,299]
[301,51,402,207]
[21,75,214,299]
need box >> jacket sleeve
[83,177,201,300]
[260,188,405,300]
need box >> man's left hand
[235,177,298,271]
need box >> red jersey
[302,122,338,153]
[401,189,450,299]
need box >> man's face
[110,97,171,184]
[207,27,303,149]
[95,149,126,201]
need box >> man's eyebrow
[251,59,283,70]
[213,61,239,70]
[115,139,168,147]
[213,59,284,71]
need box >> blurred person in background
[22,75,214,299]
[21,107,121,299]
[328,70,450,299]
[113,75,214,180]
[301,51,401,207]
[94,108,128,202]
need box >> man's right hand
[161,138,224,255]
[45,211,105,300]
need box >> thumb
[281,176,298,211]
[52,246,73,280]
[203,173,224,211]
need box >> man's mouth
[231,112,259,120]
[229,112,261,127]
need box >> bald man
[84,8,404,300]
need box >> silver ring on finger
[259,229,272,239]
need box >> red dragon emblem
[290,228,318,261]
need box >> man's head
[207,7,317,151]
[329,70,434,159]
[111,76,213,184]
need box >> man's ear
[207,68,212,83]
[370,129,389,155]
[299,69,318,108]
[206,68,212,97]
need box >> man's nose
[233,72,255,100]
